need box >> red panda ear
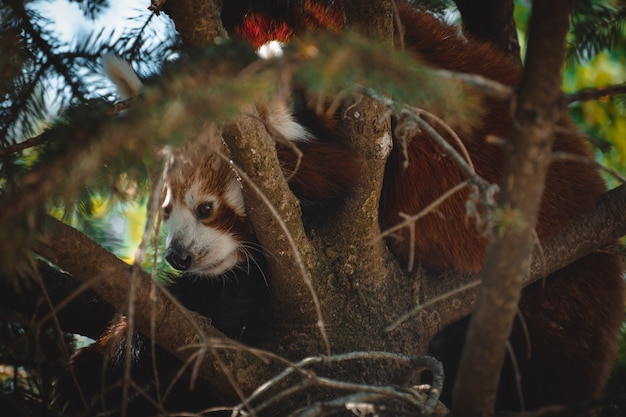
[230,1,345,48]
[237,13,295,48]
[301,0,344,32]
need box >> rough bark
[451,2,576,416]
[26,181,626,349]
[161,0,226,49]
[343,0,395,40]
[222,110,326,358]
[6,0,626,414]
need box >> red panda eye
[195,202,214,220]
[162,204,171,216]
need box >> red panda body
[55,2,624,415]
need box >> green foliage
[0,0,180,144]
[294,31,485,127]
[563,51,626,183]
[569,0,626,62]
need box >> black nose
[165,244,192,271]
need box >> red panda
[55,1,624,415]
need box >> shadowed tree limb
[453,0,521,66]
[0,260,115,340]
[451,1,576,416]
[222,111,330,355]
[12,0,620,412]
[33,216,266,405]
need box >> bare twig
[379,181,471,241]
[0,133,47,158]
[359,87,497,198]
[563,82,626,104]
[386,182,626,334]
[434,69,514,101]
[385,279,482,333]
[551,151,626,183]
[231,352,444,417]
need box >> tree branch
[26,182,626,413]
[222,111,329,355]
[453,0,521,66]
[0,132,47,158]
[452,2,576,415]
[390,182,626,335]
[161,0,226,49]
[563,82,626,104]
[0,260,114,340]
[33,216,267,405]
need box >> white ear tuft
[102,54,143,100]
[256,40,285,59]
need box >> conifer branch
[6,0,86,99]
[0,132,47,157]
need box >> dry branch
[389,182,626,334]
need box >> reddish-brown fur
[234,1,625,410]
[277,137,360,207]
[226,0,344,47]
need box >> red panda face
[159,93,312,277]
[162,142,254,277]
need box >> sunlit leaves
[564,51,626,182]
